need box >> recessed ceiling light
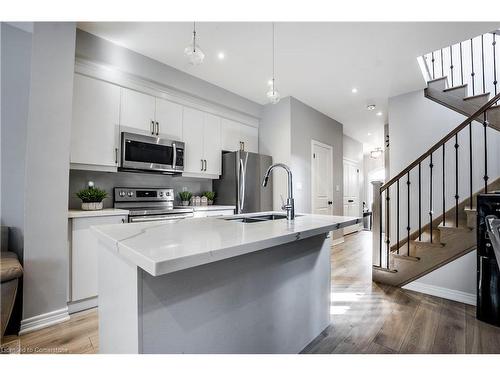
[376,111,383,116]
[351,88,358,93]
[267,79,273,86]
[217,52,225,60]
[367,132,372,136]
[366,104,376,111]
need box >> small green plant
[203,191,216,201]
[76,186,108,203]
[179,191,193,202]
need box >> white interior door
[343,159,361,234]
[311,141,333,215]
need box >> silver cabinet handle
[155,121,159,136]
[204,159,207,171]
[172,143,177,169]
[201,159,204,171]
[151,120,155,135]
[115,148,118,164]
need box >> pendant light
[184,22,205,66]
[266,22,280,104]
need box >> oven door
[121,132,184,173]
[129,213,193,223]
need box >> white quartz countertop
[91,212,360,277]
[175,205,236,212]
[68,208,129,219]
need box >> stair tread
[463,92,490,101]
[427,76,448,84]
[443,84,467,93]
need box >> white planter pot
[181,201,190,206]
[81,201,103,211]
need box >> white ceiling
[78,22,500,148]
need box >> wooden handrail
[381,92,500,192]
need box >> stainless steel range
[114,187,193,223]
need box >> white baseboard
[403,282,476,306]
[332,237,345,246]
[19,307,70,335]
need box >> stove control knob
[159,192,164,197]
[127,191,134,197]
[119,191,126,197]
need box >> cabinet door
[71,74,120,167]
[120,88,156,134]
[71,215,127,301]
[221,118,242,151]
[155,98,183,140]
[203,113,222,175]
[182,107,205,173]
[240,124,259,153]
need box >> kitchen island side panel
[139,233,331,354]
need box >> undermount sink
[224,213,301,223]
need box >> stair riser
[438,227,475,244]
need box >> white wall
[22,23,76,322]
[388,88,500,302]
[343,135,364,216]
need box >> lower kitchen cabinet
[68,213,127,311]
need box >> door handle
[115,148,118,164]
[201,159,204,171]
[348,199,354,203]
[155,121,159,136]
[172,143,177,169]
[151,120,155,135]
[328,201,333,205]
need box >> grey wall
[22,23,76,320]
[0,24,32,260]
[259,97,291,211]
[290,97,343,216]
[75,29,262,119]
[69,170,212,209]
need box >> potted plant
[179,191,192,206]
[203,191,216,205]
[76,182,107,211]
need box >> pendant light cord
[193,21,196,52]
[272,22,275,94]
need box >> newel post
[371,181,383,268]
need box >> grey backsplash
[68,170,213,209]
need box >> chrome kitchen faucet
[262,163,295,221]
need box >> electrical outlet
[182,187,187,192]
[335,185,340,192]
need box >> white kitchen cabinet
[70,74,121,169]
[203,113,222,175]
[183,107,205,174]
[120,88,156,134]
[155,98,183,140]
[183,108,222,177]
[221,118,258,153]
[70,214,127,303]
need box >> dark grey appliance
[476,193,500,327]
[120,132,184,174]
[213,151,273,214]
[114,187,193,223]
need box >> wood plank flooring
[2,230,500,354]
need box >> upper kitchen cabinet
[70,74,121,171]
[120,88,156,134]
[154,98,183,140]
[182,107,222,178]
[221,118,258,153]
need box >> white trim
[20,307,70,335]
[74,58,260,128]
[403,282,476,306]
[332,236,345,246]
[311,139,334,216]
[70,163,118,173]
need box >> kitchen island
[91,212,359,354]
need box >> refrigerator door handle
[238,152,249,212]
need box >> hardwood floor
[2,230,500,354]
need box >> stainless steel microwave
[120,132,184,174]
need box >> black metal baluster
[469,123,473,209]
[450,45,454,86]
[442,144,446,225]
[494,32,497,100]
[418,163,422,240]
[471,38,476,95]
[431,51,435,79]
[484,113,489,193]
[482,34,486,94]
[460,41,464,85]
[397,180,400,254]
[407,172,411,256]
[455,134,459,227]
[385,190,390,269]
[429,154,434,242]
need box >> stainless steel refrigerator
[213,150,273,214]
